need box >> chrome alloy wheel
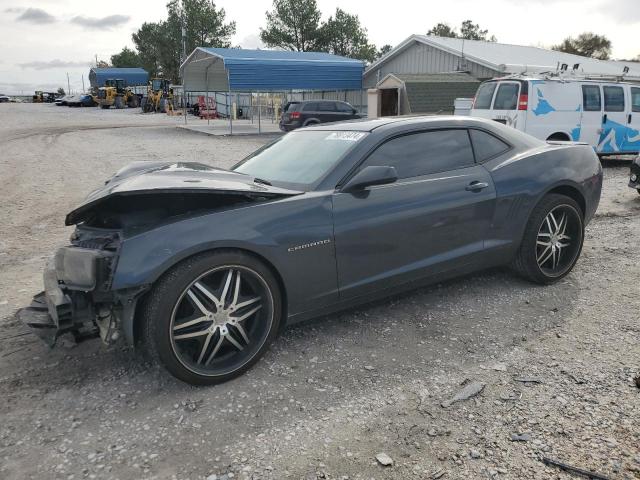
[169,266,274,376]
[535,205,581,276]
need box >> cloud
[15,7,56,24]
[239,33,264,50]
[70,14,130,29]
[19,59,90,70]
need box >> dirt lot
[0,103,638,480]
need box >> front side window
[474,82,497,110]
[233,130,367,190]
[603,86,625,112]
[361,129,474,179]
[631,87,640,113]
[493,83,519,110]
[582,85,601,111]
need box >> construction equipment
[32,91,56,103]
[142,78,173,113]
[96,79,139,109]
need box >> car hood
[66,161,302,225]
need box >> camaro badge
[287,239,331,253]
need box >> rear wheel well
[546,132,571,141]
[546,185,585,217]
[133,247,288,345]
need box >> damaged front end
[18,227,145,347]
[19,161,302,348]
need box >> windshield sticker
[325,132,365,142]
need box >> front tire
[513,194,584,284]
[140,251,282,385]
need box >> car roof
[295,99,347,104]
[304,115,502,132]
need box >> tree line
[108,0,636,83]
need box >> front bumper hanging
[18,259,98,347]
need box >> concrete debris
[375,452,393,466]
[510,433,532,442]
[441,381,485,408]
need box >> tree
[317,8,377,62]
[110,47,141,68]
[96,60,110,68]
[427,23,458,38]
[377,44,393,59]
[260,0,322,51]
[129,1,235,82]
[552,32,612,60]
[57,87,65,95]
[459,20,495,41]
[132,22,165,78]
[427,20,496,41]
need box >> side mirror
[342,166,398,193]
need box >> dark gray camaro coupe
[20,116,602,385]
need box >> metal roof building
[180,48,364,92]
[89,67,149,88]
[365,35,640,88]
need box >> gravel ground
[0,103,638,480]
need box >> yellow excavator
[96,79,139,109]
[142,78,173,113]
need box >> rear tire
[512,194,584,284]
[140,251,282,386]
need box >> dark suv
[279,100,360,131]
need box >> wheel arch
[544,184,586,217]
[131,246,289,346]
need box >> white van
[470,76,640,156]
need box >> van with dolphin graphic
[470,76,640,156]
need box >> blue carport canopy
[89,67,149,88]
[180,48,364,92]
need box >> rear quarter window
[469,129,510,162]
[303,103,319,111]
[474,82,497,110]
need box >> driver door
[332,129,496,300]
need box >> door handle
[466,181,489,192]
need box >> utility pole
[181,0,187,64]
[81,74,85,93]
[67,73,71,95]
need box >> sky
[0,0,638,95]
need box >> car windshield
[233,130,367,190]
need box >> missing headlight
[54,247,111,291]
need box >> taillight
[518,94,528,110]
[290,111,301,119]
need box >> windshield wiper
[253,177,272,186]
